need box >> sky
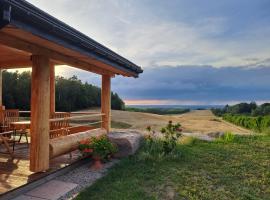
[22,0,270,105]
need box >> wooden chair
[3,109,29,145]
[0,131,15,156]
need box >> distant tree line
[2,71,125,111]
[212,102,270,116]
[212,102,270,133]
[125,107,190,115]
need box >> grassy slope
[76,135,270,200]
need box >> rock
[108,130,143,158]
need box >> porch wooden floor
[0,143,80,195]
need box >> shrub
[144,121,182,159]
[160,121,182,154]
[222,114,270,132]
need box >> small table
[0,131,14,157]
[10,121,31,130]
[10,121,31,144]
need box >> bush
[141,121,182,161]
[222,114,270,132]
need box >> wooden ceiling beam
[0,59,32,69]
[0,32,115,76]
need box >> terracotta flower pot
[91,156,103,170]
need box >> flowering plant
[78,135,117,161]
[78,138,93,157]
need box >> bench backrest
[49,112,70,139]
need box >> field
[109,109,251,134]
[76,135,270,200]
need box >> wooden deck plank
[0,143,81,195]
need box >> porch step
[12,180,77,200]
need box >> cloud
[26,0,270,68]
[19,0,270,105]
[112,65,270,104]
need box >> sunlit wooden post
[101,75,111,133]
[0,69,3,107]
[30,55,50,172]
[50,62,55,115]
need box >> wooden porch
[0,143,80,194]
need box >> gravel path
[56,159,119,200]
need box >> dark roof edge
[0,0,143,76]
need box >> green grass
[76,135,270,200]
[111,121,132,129]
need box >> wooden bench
[49,112,95,139]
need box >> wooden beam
[101,75,111,132]
[50,62,55,115]
[30,55,50,172]
[0,32,115,76]
[0,59,32,68]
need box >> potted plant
[78,138,93,157]
[79,135,117,170]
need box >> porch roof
[0,0,143,77]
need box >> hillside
[88,109,251,134]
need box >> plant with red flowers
[79,138,93,157]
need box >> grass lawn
[76,135,270,200]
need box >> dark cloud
[112,65,270,103]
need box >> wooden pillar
[101,75,111,133]
[0,69,2,107]
[30,55,50,172]
[0,69,3,124]
[50,63,55,115]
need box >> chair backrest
[49,128,69,139]
[50,112,70,130]
[3,109,19,128]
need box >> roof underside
[0,0,143,77]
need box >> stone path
[11,160,119,200]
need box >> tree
[2,71,125,111]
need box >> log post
[0,69,2,107]
[101,75,111,133]
[50,63,55,115]
[30,55,50,172]
[0,69,3,124]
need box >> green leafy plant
[160,121,182,154]
[216,131,235,143]
[78,135,117,161]
[90,135,118,161]
[78,138,93,157]
[146,121,182,156]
